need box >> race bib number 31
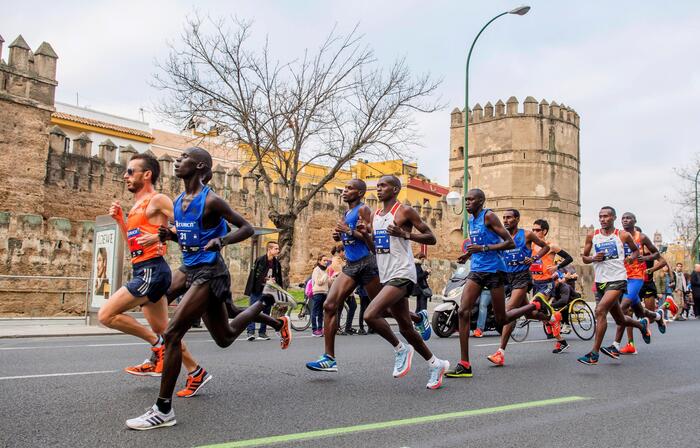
[374,229,390,254]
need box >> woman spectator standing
[311,254,331,336]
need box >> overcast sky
[5,1,699,239]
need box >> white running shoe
[126,405,176,430]
[426,359,449,390]
[393,344,414,378]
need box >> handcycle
[509,295,596,342]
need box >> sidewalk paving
[0,297,440,339]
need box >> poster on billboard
[90,215,124,310]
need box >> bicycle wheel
[509,316,530,343]
[291,302,311,331]
[569,299,595,341]
[338,303,349,330]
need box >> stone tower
[0,35,58,216]
[448,96,581,253]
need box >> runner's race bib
[177,220,202,253]
[127,228,144,257]
[529,259,544,274]
[503,248,525,267]
[594,240,619,260]
[374,229,390,254]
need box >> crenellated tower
[0,34,58,216]
[448,96,581,254]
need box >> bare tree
[671,156,700,259]
[153,15,442,280]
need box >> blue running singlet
[174,186,228,267]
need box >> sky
[4,0,700,240]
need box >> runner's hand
[465,244,483,255]
[158,225,175,242]
[523,257,535,265]
[136,232,160,247]
[592,252,605,262]
[335,220,351,234]
[457,253,470,263]
[387,222,408,239]
[109,201,123,221]
[204,238,223,252]
[546,265,557,273]
[356,218,368,235]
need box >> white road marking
[0,370,117,380]
[475,339,552,347]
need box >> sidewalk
[0,297,440,339]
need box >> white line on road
[475,339,552,347]
[0,370,117,380]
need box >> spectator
[356,286,371,335]
[329,246,358,335]
[473,289,491,338]
[413,253,432,313]
[311,254,331,336]
[244,241,283,341]
[691,264,700,318]
[656,265,676,321]
[673,263,687,321]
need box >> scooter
[431,263,500,338]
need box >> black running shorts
[180,255,232,303]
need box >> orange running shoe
[151,345,165,374]
[125,360,160,377]
[473,328,483,338]
[176,369,213,398]
[620,344,638,355]
[487,350,504,366]
[279,316,292,350]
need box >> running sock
[156,397,172,414]
[152,334,164,347]
[427,356,440,367]
[189,366,202,377]
[612,341,620,349]
[459,360,471,369]
[394,342,406,352]
[497,348,505,354]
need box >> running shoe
[486,350,505,366]
[246,333,256,341]
[426,359,449,390]
[176,369,213,398]
[532,293,553,320]
[552,340,569,354]
[639,317,651,344]
[601,345,620,359]
[445,362,473,378]
[257,333,271,341]
[125,405,176,430]
[393,344,414,378]
[306,354,338,372]
[151,345,165,374]
[125,359,160,377]
[656,310,667,334]
[278,316,292,350]
[620,344,638,355]
[414,310,432,341]
[560,323,572,335]
[473,328,483,338]
[577,351,599,366]
[312,330,323,337]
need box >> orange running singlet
[126,196,166,264]
[530,241,555,281]
[624,231,645,280]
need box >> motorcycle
[431,263,500,338]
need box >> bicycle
[266,282,349,332]
[510,297,596,343]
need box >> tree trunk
[270,212,297,288]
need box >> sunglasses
[126,168,144,176]
[532,228,543,232]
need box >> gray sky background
[5,1,699,240]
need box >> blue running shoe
[639,317,651,344]
[426,359,449,389]
[414,310,432,341]
[393,344,414,378]
[577,351,599,365]
[306,354,337,372]
[656,310,666,334]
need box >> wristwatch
[482,245,490,252]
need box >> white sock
[394,342,405,352]
[498,348,505,354]
[612,341,620,349]
[427,355,440,367]
[152,334,164,347]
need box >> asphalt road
[1,318,699,448]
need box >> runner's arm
[581,233,595,264]
[647,255,668,275]
[483,211,515,251]
[621,231,640,263]
[639,233,661,262]
[357,205,376,252]
[527,230,550,261]
[108,201,129,242]
[554,248,573,270]
[390,206,436,245]
[205,195,255,250]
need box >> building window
[64,138,70,153]
[458,146,464,158]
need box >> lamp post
[694,168,700,262]
[462,5,531,238]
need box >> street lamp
[694,167,700,262]
[462,5,531,237]
[446,191,463,214]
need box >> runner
[486,208,552,366]
[528,218,574,342]
[361,175,449,389]
[603,217,666,358]
[445,189,552,378]
[578,206,652,366]
[305,179,431,373]
[126,147,265,430]
[99,152,176,380]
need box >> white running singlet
[372,202,417,284]
[591,228,627,283]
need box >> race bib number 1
[595,240,619,260]
[374,229,390,254]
